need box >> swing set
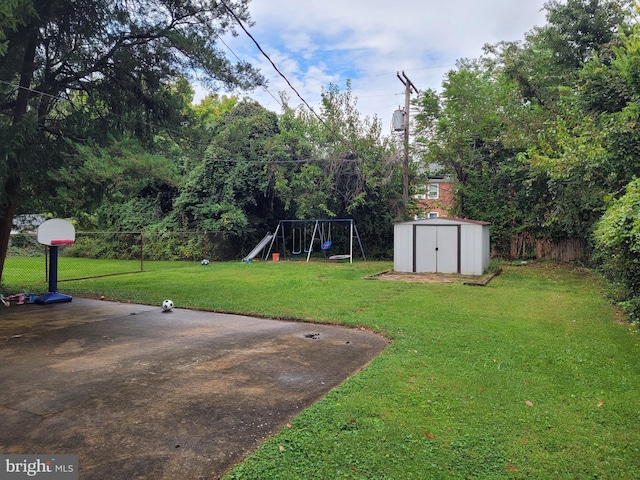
[266,219,366,263]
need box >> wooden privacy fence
[508,233,589,262]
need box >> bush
[8,233,42,257]
[593,178,640,321]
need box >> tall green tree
[494,0,631,108]
[172,100,279,245]
[474,0,635,247]
[518,1,636,241]
[0,0,33,56]
[0,0,263,281]
[414,59,552,255]
[268,84,399,257]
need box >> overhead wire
[214,34,283,109]
[217,0,318,118]
[217,0,359,156]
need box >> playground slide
[242,233,274,261]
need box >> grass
[6,260,640,478]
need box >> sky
[205,0,551,131]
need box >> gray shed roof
[395,217,490,226]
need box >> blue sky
[204,0,550,130]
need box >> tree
[192,93,238,126]
[518,1,638,241]
[476,0,636,247]
[267,84,399,257]
[0,0,33,57]
[415,59,556,255]
[542,0,630,69]
[0,0,263,281]
[172,100,279,245]
[493,0,631,109]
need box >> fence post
[45,245,49,282]
[140,232,144,272]
[203,231,207,259]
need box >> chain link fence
[3,231,239,290]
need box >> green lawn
[11,260,640,479]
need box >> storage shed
[394,218,490,276]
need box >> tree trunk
[0,170,21,283]
[0,28,37,283]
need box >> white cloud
[199,0,549,129]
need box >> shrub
[593,178,640,321]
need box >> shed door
[414,225,460,273]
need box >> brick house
[414,175,455,219]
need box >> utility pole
[397,71,419,206]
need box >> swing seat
[321,241,332,250]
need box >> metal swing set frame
[265,219,366,263]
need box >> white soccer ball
[201,259,210,266]
[162,299,174,311]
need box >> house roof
[11,214,46,233]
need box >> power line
[208,157,358,164]
[218,0,357,155]
[299,64,455,90]
[214,34,283,109]
[218,1,317,117]
[2,0,391,161]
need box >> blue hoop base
[35,292,73,304]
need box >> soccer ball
[201,259,210,266]
[162,299,174,312]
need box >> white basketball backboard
[37,219,75,246]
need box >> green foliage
[96,197,168,232]
[67,233,143,261]
[171,100,279,244]
[495,0,631,108]
[414,59,548,255]
[594,178,640,320]
[51,137,180,221]
[416,0,639,257]
[541,0,630,69]
[525,99,611,238]
[522,4,640,242]
[192,94,238,125]
[267,84,398,257]
[140,233,206,261]
[8,0,640,279]
[7,233,40,258]
[0,0,34,57]
[276,164,333,219]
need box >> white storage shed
[394,218,490,276]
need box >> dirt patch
[368,270,479,284]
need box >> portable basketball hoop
[35,219,75,304]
